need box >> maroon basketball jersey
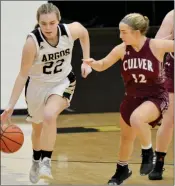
[165,52,174,79]
[121,38,165,97]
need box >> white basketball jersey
[28,24,74,82]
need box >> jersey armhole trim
[63,24,74,43]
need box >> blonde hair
[35,3,61,29]
[120,13,149,35]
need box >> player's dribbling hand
[81,62,92,78]
[1,107,13,125]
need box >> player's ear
[133,29,141,36]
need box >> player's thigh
[44,95,68,118]
[26,80,49,124]
[130,101,160,124]
[44,77,76,117]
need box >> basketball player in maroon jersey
[149,9,174,180]
[83,13,174,185]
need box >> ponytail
[34,23,39,29]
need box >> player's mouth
[45,32,52,35]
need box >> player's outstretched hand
[82,58,95,66]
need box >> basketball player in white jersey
[1,3,92,183]
[149,9,174,180]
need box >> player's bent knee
[43,111,57,124]
[130,113,142,128]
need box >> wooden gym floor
[1,113,174,185]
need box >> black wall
[49,1,174,27]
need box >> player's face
[119,23,137,45]
[39,12,59,39]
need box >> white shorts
[25,72,76,124]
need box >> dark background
[49,1,173,27]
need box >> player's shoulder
[64,22,87,41]
[163,9,174,23]
[66,21,85,32]
[119,42,126,50]
[167,9,174,17]
[27,27,43,47]
[114,42,126,53]
[22,35,37,55]
[111,42,126,59]
[66,21,82,27]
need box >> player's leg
[130,101,160,175]
[108,115,136,185]
[29,123,43,183]
[39,94,68,179]
[156,93,174,152]
[32,123,43,155]
[39,74,76,179]
[25,79,46,183]
[118,116,136,162]
[149,92,174,180]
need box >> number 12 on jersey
[132,74,147,83]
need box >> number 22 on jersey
[43,59,64,74]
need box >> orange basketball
[0,124,24,153]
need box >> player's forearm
[91,59,105,72]
[7,73,28,109]
[155,33,173,40]
[79,29,90,59]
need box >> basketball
[1,124,24,153]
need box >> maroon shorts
[164,53,174,93]
[120,92,169,128]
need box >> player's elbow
[19,67,30,79]
[93,68,104,72]
[80,28,89,41]
[96,68,104,72]
[19,71,29,79]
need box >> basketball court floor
[1,113,174,185]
